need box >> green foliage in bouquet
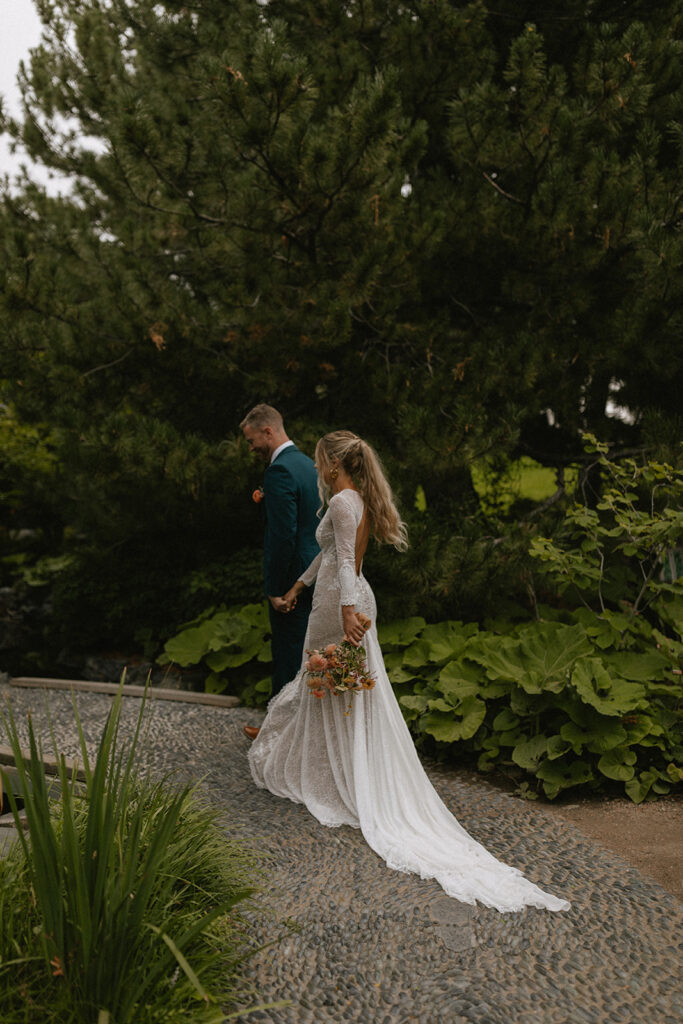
[160,603,273,705]
[0,688,280,1023]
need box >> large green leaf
[377,617,427,648]
[388,664,421,684]
[559,718,627,754]
[204,672,227,694]
[625,770,658,804]
[622,714,658,744]
[497,728,527,747]
[652,628,683,661]
[257,643,274,663]
[466,622,591,694]
[654,595,683,639]
[597,746,637,781]
[570,607,621,649]
[162,619,218,667]
[546,734,572,760]
[384,651,405,673]
[465,635,526,682]
[571,657,646,716]
[644,682,683,698]
[477,748,499,772]
[437,660,482,700]
[507,686,551,717]
[492,708,520,731]
[399,695,429,714]
[402,639,433,669]
[402,622,477,667]
[427,697,455,713]
[206,641,261,670]
[514,622,593,693]
[207,613,252,651]
[421,697,486,743]
[481,682,512,698]
[536,757,594,800]
[417,621,478,663]
[512,735,548,771]
[386,651,426,683]
[236,602,270,628]
[604,650,671,681]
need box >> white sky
[1,0,49,183]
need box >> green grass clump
[0,690,269,1023]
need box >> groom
[240,404,320,738]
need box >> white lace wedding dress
[248,489,569,913]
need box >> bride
[248,431,569,913]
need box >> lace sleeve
[329,491,361,606]
[298,551,322,588]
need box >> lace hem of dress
[379,846,570,913]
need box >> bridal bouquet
[304,619,375,706]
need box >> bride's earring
[330,467,339,481]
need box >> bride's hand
[342,607,370,645]
[282,581,304,612]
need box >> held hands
[271,581,305,614]
[342,607,371,645]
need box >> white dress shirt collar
[270,440,294,464]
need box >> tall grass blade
[119,891,254,1019]
[149,925,211,1002]
[220,1003,293,1020]
[0,706,65,965]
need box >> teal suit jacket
[263,445,320,597]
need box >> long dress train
[248,489,569,913]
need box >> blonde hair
[239,404,284,432]
[315,431,408,551]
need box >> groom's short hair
[240,404,284,432]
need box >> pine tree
[0,0,680,645]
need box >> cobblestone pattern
[2,682,681,1024]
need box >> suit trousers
[268,587,313,695]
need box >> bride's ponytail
[316,431,408,551]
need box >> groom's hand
[269,596,289,613]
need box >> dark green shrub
[0,689,277,1022]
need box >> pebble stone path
[1,678,681,1024]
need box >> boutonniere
[252,487,264,503]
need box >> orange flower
[252,488,264,503]
[304,638,373,709]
